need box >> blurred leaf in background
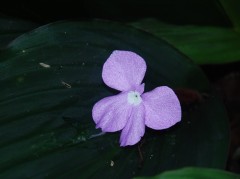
[130,18,240,65]
[128,0,240,65]
[134,167,240,179]
[219,0,240,31]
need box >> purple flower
[92,50,181,147]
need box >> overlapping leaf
[131,19,240,64]
[135,167,240,179]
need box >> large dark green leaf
[131,19,240,64]
[0,20,229,178]
[135,167,240,179]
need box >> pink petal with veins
[120,104,145,146]
[92,92,132,132]
[142,86,181,130]
[102,50,146,92]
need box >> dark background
[0,0,231,25]
[1,0,240,173]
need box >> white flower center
[127,91,142,106]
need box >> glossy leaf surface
[0,20,229,178]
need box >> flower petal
[102,50,146,91]
[120,104,145,146]
[92,92,131,132]
[142,86,181,130]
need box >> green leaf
[219,0,240,31]
[0,20,229,178]
[134,167,240,179]
[131,19,240,64]
[0,18,38,49]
